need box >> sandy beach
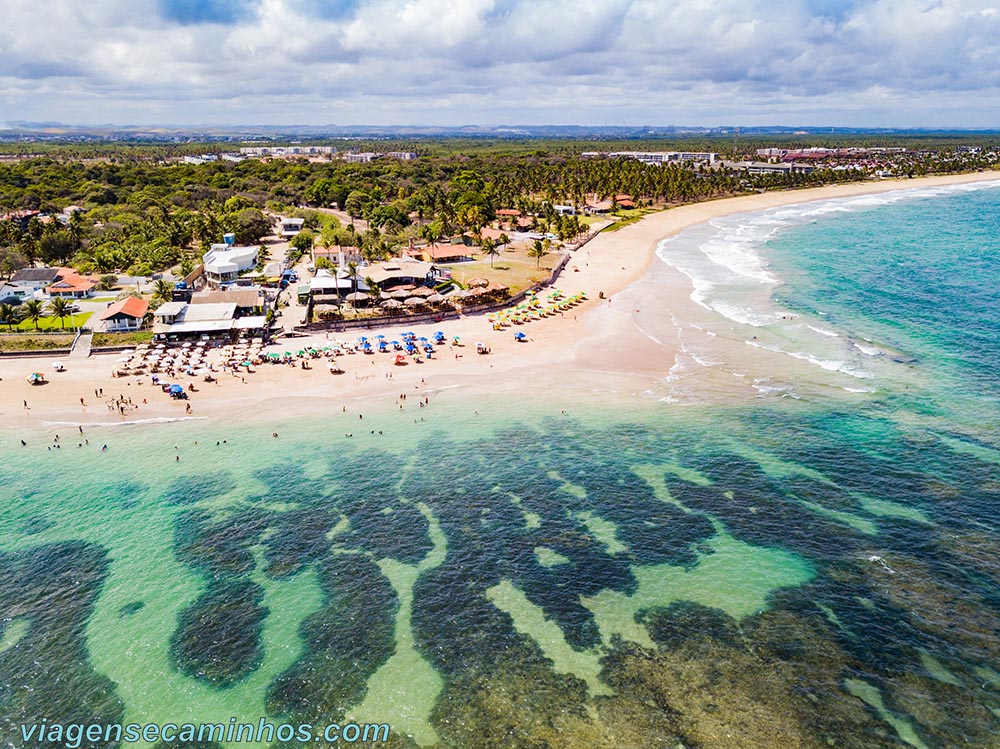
[3,170,997,430]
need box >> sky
[1,0,998,128]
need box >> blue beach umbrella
[169,384,184,394]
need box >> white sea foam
[40,416,208,427]
[653,180,1000,397]
[709,300,775,327]
[746,340,871,379]
[851,341,882,357]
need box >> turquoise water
[3,183,1000,748]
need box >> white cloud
[1,0,998,126]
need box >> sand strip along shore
[2,171,997,429]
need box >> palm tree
[528,239,550,268]
[0,303,21,331]
[47,297,73,330]
[498,232,510,250]
[481,237,500,268]
[151,279,173,305]
[346,261,360,294]
[21,299,44,331]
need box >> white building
[583,151,718,165]
[202,243,259,287]
[278,217,306,238]
[153,302,267,341]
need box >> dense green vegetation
[0,137,996,279]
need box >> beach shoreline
[3,170,998,431]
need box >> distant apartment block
[343,152,380,163]
[239,146,338,157]
[387,152,418,160]
[582,151,718,165]
[183,154,220,164]
[722,160,816,175]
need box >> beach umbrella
[357,336,369,343]
[514,332,527,341]
[182,342,192,348]
[404,297,425,306]
[169,384,184,394]
[155,343,166,349]
[381,299,404,309]
[375,333,386,339]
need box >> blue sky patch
[158,0,260,25]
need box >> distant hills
[3,121,1000,142]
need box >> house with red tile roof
[99,296,149,332]
[46,274,96,298]
[404,243,473,263]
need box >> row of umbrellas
[487,289,587,328]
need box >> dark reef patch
[162,471,237,506]
[0,541,124,749]
[118,600,145,617]
[173,507,270,576]
[169,577,267,687]
[266,553,397,724]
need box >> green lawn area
[11,312,93,332]
[443,248,556,293]
[0,333,75,351]
[602,208,657,232]
[91,330,154,347]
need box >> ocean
[2,181,999,748]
